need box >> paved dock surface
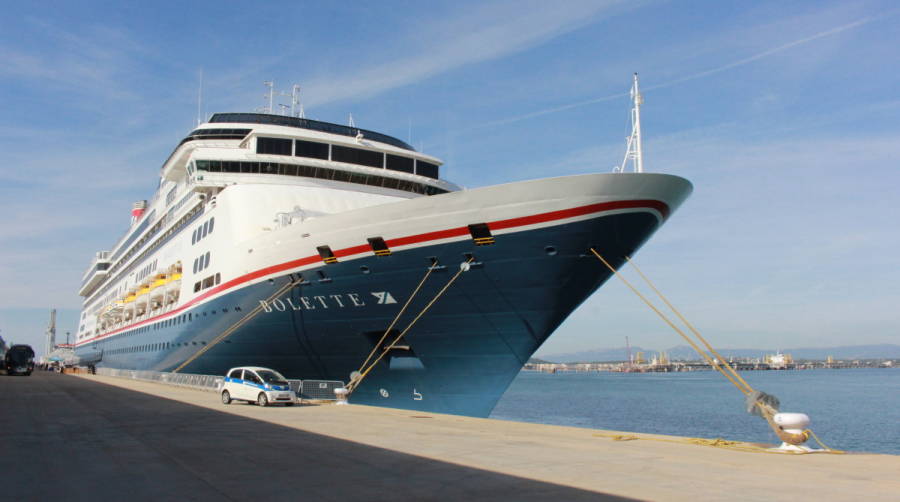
[3,372,899,501]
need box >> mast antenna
[291,84,302,118]
[617,73,644,173]
[196,69,204,127]
[263,81,274,114]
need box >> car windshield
[257,370,288,385]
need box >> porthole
[360,265,370,274]
[545,246,558,256]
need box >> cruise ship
[74,82,691,417]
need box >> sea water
[490,368,899,454]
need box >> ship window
[215,273,221,285]
[204,252,210,269]
[416,160,439,179]
[257,137,292,156]
[349,172,367,185]
[194,281,201,292]
[207,160,222,172]
[332,145,383,168]
[332,169,350,182]
[191,160,449,196]
[196,160,210,171]
[202,221,209,238]
[191,229,197,244]
[222,161,239,173]
[193,258,198,274]
[386,154,414,173]
[295,139,329,160]
[315,167,332,180]
[208,217,214,234]
[382,177,400,190]
[295,165,314,178]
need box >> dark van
[5,345,35,376]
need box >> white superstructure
[76,114,456,344]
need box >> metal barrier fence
[96,367,224,393]
[299,380,345,400]
[95,367,343,400]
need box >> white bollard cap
[773,412,810,430]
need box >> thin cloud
[300,0,631,107]
[471,92,628,130]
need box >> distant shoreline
[525,358,897,373]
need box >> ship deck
[4,371,897,501]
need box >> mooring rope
[588,248,842,453]
[173,276,303,373]
[353,265,435,383]
[347,258,474,394]
[589,249,749,394]
[624,256,755,395]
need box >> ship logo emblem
[371,292,397,304]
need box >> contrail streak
[472,13,883,130]
[644,15,877,92]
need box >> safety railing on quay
[95,367,343,400]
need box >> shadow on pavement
[0,372,634,501]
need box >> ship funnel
[131,200,148,224]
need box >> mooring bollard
[334,387,349,405]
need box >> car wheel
[221,390,232,405]
[257,393,268,407]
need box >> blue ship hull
[78,210,660,417]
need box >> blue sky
[1,0,898,357]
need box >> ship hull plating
[78,210,662,417]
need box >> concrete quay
[2,372,898,501]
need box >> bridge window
[295,139,329,160]
[386,154,414,173]
[416,160,439,179]
[332,145,383,168]
[257,137,292,156]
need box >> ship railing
[94,367,343,400]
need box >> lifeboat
[150,273,168,302]
[152,273,168,289]
[166,263,182,304]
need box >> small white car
[220,366,297,407]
